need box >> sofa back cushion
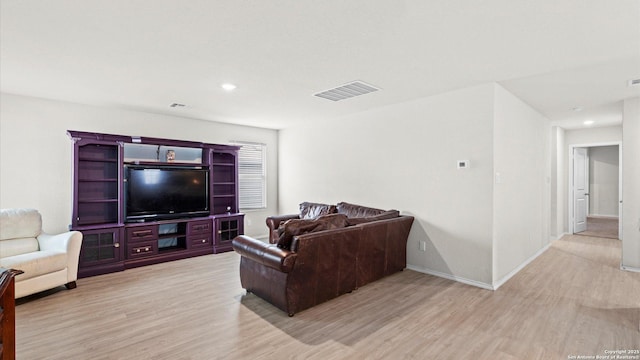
[277,213,349,249]
[336,202,385,218]
[299,202,337,220]
[346,210,400,225]
[0,208,42,241]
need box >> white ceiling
[1,1,639,130]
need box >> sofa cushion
[299,202,337,220]
[0,237,40,258]
[346,210,400,225]
[277,213,349,249]
[0,250,67,281]
[0,208,42,240]
[336,202,386,218]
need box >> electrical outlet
[419,241,426,251]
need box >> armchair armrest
[232,235,297,273]
[37,231,83,254]
[265,214,300,231]
[37,230,83,283]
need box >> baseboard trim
[406,265,494,291]
[551,232,569,241]
[588,214,619,219]
[620,265,640,273]
[492,242,552,290]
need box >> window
[235,142,266,210]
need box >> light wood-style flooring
[576,216,619,239]
[16,235,640,359]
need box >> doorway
[569,143,621,240]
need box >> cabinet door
[213,214,244,253]
[79,228,123,267]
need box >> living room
[1,2,639,359]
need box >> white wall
[492,85,550,285]
[0,93,278,238]
[622,97,640,270]
[562,125,622,233]
[280,84,496,285]
[280,83,552,287]
[588,145,619,217]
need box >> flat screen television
[125,165,209,222]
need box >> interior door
[573,147,589,233]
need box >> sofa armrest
[232,235,297,273]
[37,230,83,283]
[265,214,300,230]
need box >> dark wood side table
[0,268,22,360]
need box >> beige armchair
[0,208,82,298]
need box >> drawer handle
[133,230,152,237]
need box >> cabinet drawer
[127,241,157,259]
[189,235,212,248]
[126,226,158,242]
[188,220,211,235]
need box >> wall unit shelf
[68,130,244,278]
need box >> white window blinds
[236,142,266,210]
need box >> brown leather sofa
[232,202,414,316]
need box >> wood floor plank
[15,235,639,359]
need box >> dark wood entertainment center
[68,130,244,278]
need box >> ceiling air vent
[628,79,640,87]
[313,81,380,102]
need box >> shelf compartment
[213,201,236,214]
[212,152,235,164]
[78,161,118,179]
[212,168,235,183]
[77,202,119,225]
[78,144,118,161]
[78,181,118,200]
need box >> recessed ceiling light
[221,83,237,91]
[628,79,640,87]
[584,120,594,126]
[572,107,583,112]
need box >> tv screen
[125,165,209,221]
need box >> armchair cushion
[0,251,67,281]
[0,208,42,240]
[0,238,39,258]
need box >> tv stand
[124,218,214,269]
[67,130,244,278]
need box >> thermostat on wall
[457,160,469,169]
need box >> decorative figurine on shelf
[166,149,175,162]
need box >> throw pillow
[277,213,349,249]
